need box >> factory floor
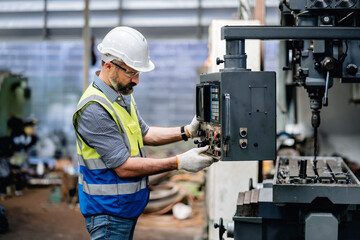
[0,187,206,240]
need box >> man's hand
[176,146,216,172]
[185,115,199,138]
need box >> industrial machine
[196,0,360,239]
[196,69,276,161]
[0,70,31,137]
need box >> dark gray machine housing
[197,70,276,161]
[211,0,360,239]
[229,156,360,240]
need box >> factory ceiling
[0,0,279,40]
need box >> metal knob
[346,64,358,76]
[321,57,336,71]
[216,57,224,65]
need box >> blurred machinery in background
[0,70,31,157]
[0,70,31,137]
[0,71,35,198]
[196,0,360,239]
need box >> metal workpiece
[273,156,360,204]
[223,156,360,240]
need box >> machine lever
[323,71,330,106]
[282,66,291,71]
[249,178,254,190]
[214,217,226,240]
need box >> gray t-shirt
[75,74,149,169]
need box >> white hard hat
[97,26,155,72]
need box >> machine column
[224,39,247,70]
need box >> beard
[109,73,136,96]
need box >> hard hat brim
[133,60,155,72]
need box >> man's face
[109,61,140,95]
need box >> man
[73,26,216,240]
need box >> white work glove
[185,115,199,138]
[176,146,217,173]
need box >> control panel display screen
[196,82,220,123]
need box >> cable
[338,12,354,24]
[295,10,309,18]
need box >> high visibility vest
[73,83,149,218]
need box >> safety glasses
[110,61,141,78]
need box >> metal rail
[222,26,360,40]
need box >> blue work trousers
[85,214,138,240]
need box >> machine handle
[216,57,224,65]
[323,71,330,106]
[223,93,231,142]
[214,217,226,240]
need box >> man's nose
[131,74,139,85]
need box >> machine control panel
[195,124,222,160]
[196,71,277,161]
[195,82,223,159]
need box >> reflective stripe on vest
[79,173,147,195]
[75,130,143,170]
[73,83,149,218]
